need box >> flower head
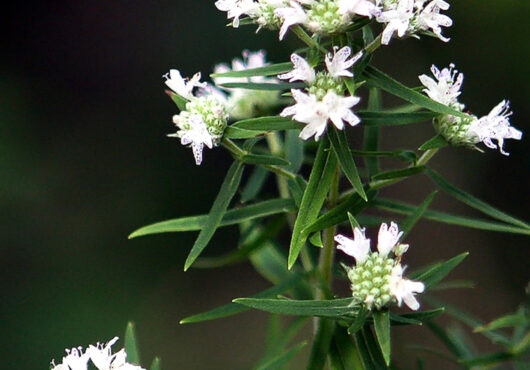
[336,222,424,311]
[164,70,205,100]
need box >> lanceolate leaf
[373,310,391,366]
[210,62,293,78]
[400,191,437,239]
[124,322,140,365]
[224,126,268,139]
[307,319,335,370]
[330,326,363,369]
[129,198,295,238]
[286,129,305,173]
[241,154,291,166]
[288,138,337,269]
[219,82,305,90]
[371,166,426,181]
[372,198,530,235]
[180,274,305,324]
[150,357,161,370]
[241,167,269,203]
[363,66,469,118]
[328,127,367,201]
[166,90,188,111]
[419,134,449,150]
[364,87,381,177]
[255,341,307,370]
[412,252,468,289]
[358,111,438,126]
[231,116,304,131]
[233,297,357,318]
[184,161,244,270]
[426,168,530,230]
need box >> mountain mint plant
[52,1,529,368]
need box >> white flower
[467,100,523,156]
[325,46,363,78]
[275,1,308,40]
[323,91,361,129]
[281,90,360,140]
[163,69,205,100]
[215,0,259,27]
[86,337,119,370]
[338,0,380,18]
[389,264,425,310]
[109,349,144,370]
[418,63,464,109]
[278,53,316,83]
[378,0,414,45]
[52,347,90,370]
[170,115,214,165]
[377,222,403,257]
[335,228,371,264]
[416,0,452,42]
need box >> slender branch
[363,33,382,55]
[222,138,297,180]
[291,25,328,54]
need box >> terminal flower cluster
[213,50,281,120]
[419,64,522,155]
[164,70,228,165]
[216,1,452,44]
[50,337,144,370]
[279,46,363,140]
[335,222,425,310]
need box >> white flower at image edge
[468,100,523,156]
[51,347,90,370]
[338,0,380,18]
[377,0,414,45]
[214,0,259,27]
[275,1,308,40]
[281,89,360,140]
[169,115,214,165]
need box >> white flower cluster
[215,1,452,44]
[377,0,452,45]
[50,337,144,370]
[420,64,522,155]
[279,46,363,140]
[213,50,281,120]
[336,222,425,311]
[164,70,229,165]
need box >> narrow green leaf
[348,306,368,334]
[391,308,445,325]
[358,111,437,126]
[373,310,391,366]
[150,357,161,370]
[400,191,437,239]
[459,352,514,367]
[412,252,468,289]
[364,87,381,177]
[224,126,268,139]
[130,198,294,238]
[184,162,244,270]
[361,326,388,369]
[180,274,304,324]
[255,341,307,370]
[363,66,469,118]
[219,82,304,90]
[347,212,361,229]
[328,127,367,201]
[372,198,530,235]
[211,62,293,78]
[307,319,335,370]
[475,312,529,333]
[166,91,188,111]
[232,116,304,131]
[309,232,323,247]
[260,316,308,366]
[285,130,305,173]
[287,176,306,208]
[354,330,376,370]
[418,134,448,150]
[423,297,512,346]
[288,138,337,269]
[232,297,357,318]
[330,326,363,370]
[241,154,291,166]
[371,166,425,181]
[241,167,269,202]
[426,168,530,229]
[124,322,140,365]
[304,190,376,234]
[425,322,466,358]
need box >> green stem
[363,33,382,55]
[222,138,297,180]
[291,25,328,54]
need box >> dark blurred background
[1,1,528,369]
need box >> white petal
[377,222,402,256]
